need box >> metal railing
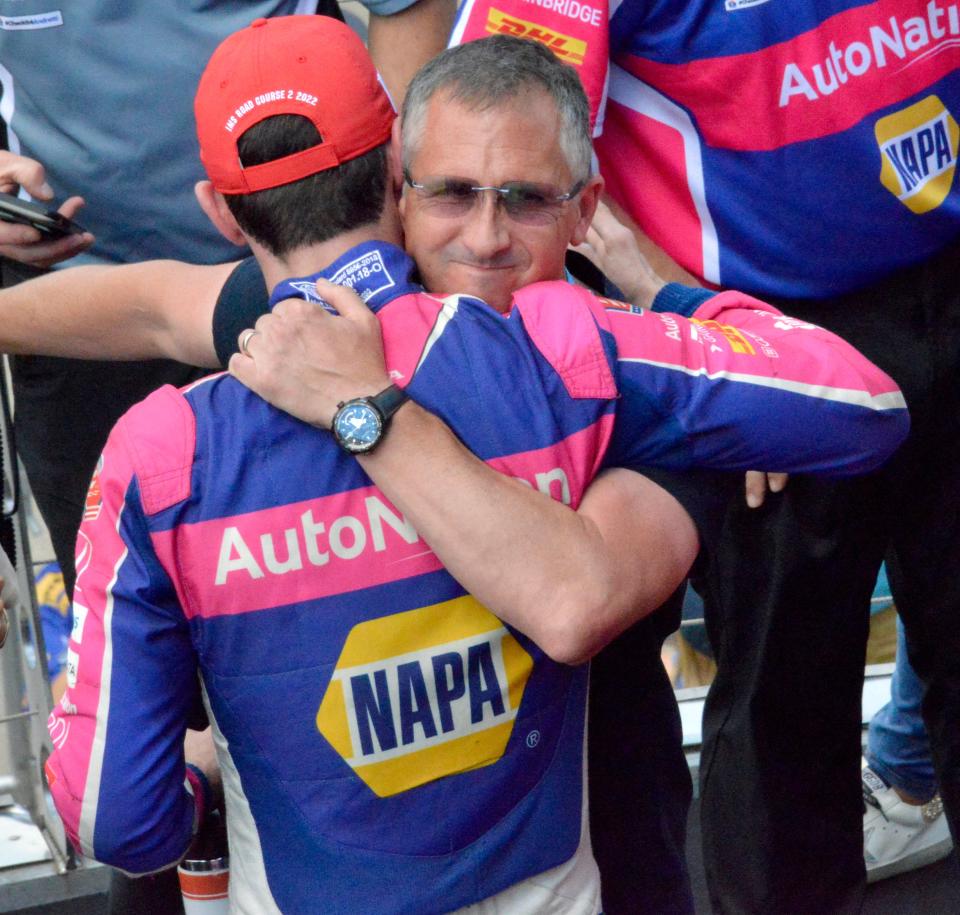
[0,360,72,876]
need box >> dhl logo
[691,319,756,356]
[316,596,532,797]
[484,8,586,67]
[876,96,958,215]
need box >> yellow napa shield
[876,96,958,215]
[316,596,533,798]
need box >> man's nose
[460,192,512,259]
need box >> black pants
[590,590,696,914]
[699,239,960,914]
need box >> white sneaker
[862,765,953,883]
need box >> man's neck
[258,220,403,290]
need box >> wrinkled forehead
[405,88,571,184]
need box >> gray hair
[401,36,592,182]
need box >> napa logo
[316,595,533,797]
[876,96,958,214]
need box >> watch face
[334,402,382,453]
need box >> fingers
[312,278,374,322]
[0,221,45,246]
[56,196,87,221]
[227,347,260,391]
[768,472,789,493]
[227,348,247,376]
[0,195,93,267]
[0,150,53,200]
[744,471,791,508]
[238,328,259,358]
[744,471,767,509]
[0,230,94,268]
[270,295,324,319]
[268,282,373,327]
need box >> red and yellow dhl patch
[692,318,756,356]
[484,8,587,67]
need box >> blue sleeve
[91,489,203,873]
[649,283,715,317]
[356,0,422,15]
[46,418,202,875]
[600,297,909,476]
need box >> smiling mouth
[455,261,516,272]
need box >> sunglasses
[403,172,586,226]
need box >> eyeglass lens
[408,176,578,225]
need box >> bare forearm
[0,259,232,366]
[0,264,120,357]
[367,0,456,105]
[358,407,696,664]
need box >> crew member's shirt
[0,0,409,267]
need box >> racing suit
[46,242,906,914]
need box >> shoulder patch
[511,282,617,399]
[115,385,196,515]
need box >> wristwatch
[331,384,409,454]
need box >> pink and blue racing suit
[46,242,906,913]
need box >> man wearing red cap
[39,17,907,914]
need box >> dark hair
[224,114,388,258]
[402,36,591,182]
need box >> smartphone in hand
[0,191,85,239]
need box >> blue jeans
[867,618,938,802]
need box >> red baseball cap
[195,16,395,194]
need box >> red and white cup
[178,855,229,914]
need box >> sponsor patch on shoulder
[599,296,642,314]
[484,8,586,66]
[82,456,103,522]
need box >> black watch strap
[369,384,409,421]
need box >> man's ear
[194,180,246,246]
[388,119,404,202]
[568,174,604,248]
